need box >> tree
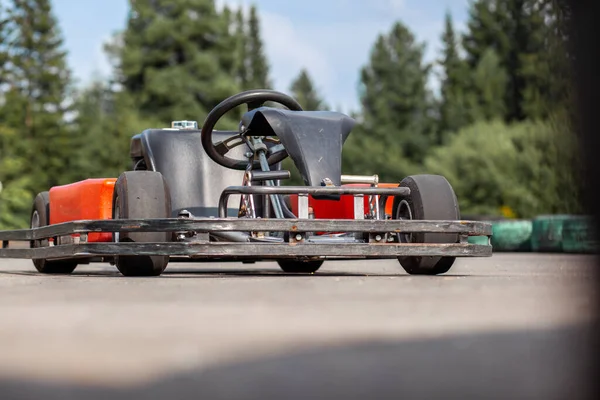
[289,68,327,110]
[1,0,74,228]
[110,0,240,126]
[0,124,32,229]
[438,11,473,137]
[520,0,572,119]
[234,4,271,90]
[462,0,560,122]
[69,80,162,182]
[468,47,508,121]
[6,0,74,191]
[246,5,270,89]
[0,2,10,87]
[343,21,434,182]
[233,7,249,90]
[0,3,29,229]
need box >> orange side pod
[49,178,117,242]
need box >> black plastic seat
[130,129,247,217]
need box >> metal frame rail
[0,185,492,260]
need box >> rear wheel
[112,171,171,277]
[30,191,78,274]
[392,174,460,275]
[277,259,323,273]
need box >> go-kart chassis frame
[0,186,493,261]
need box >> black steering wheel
[201,89,303,170]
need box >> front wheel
[112,171,172,277]
[392,174,460,275]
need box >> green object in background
[490,220,533,252]
[530,214,573,253]
[561,216,598,254]
[468,235,490,245]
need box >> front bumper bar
[0,218,492,260]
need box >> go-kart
[0,89,492,276]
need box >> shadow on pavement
[0,267,480,279]
[0,323,596,400]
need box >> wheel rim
[396,199,412,243]
[31,210,40,229]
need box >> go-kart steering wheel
[201,89,303,170]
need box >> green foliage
[438,11,473,138]
[289,68,327,111]
[69,80,162,181]
[0,0,73,228]
[462,0,562,122]
[423,118,581,218]
[247,5,270,89]
[0,125,34,229]
[233,4,270,90]
[110,0,240,127]
[344,21,435,182]
[469,47,508,121]
[0,3,10,86]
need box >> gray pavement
[0,254,597,399]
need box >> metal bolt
[245,152,254,158]
[375,235,382,242]
[177,233,186,241]
[295,234,303,241]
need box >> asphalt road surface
[0,254,597,399]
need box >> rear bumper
[0,218,492,261]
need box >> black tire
[30,191,78,274]
[277,259,324,273]
[392,175,460,275]
[112,171,171,277]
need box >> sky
[50,0,469,113]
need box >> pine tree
[438,11,472,137]
[343,21,434,181]
[358,22,434,163]
[463,1,511,70]
[462,0,558,122]
[217,5,238,78]
[289,68,327,110]
[246,5,270,89]
[0,122,32,229]
[520,0,571,119]
[1,5,31,228]
[70,81,162,181]
[111,0,239,125]
[0,3,10,86]
[469,47,508,121]
[234,5,270,90]
[234,8,249,90]
[7,0,74,189]
[0,0,73,227]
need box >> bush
[423,118,581,218]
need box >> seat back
[131,129,246,217]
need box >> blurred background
[0,0,579,227]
